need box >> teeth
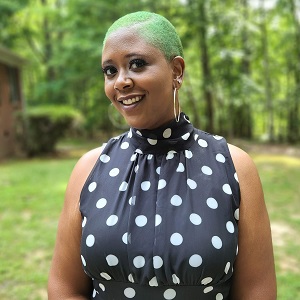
[122,96,142,105]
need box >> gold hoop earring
[173,87,181,122]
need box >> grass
[0,143,299,299]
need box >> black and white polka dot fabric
[80,113,240,300]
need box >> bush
[16,105,83,156]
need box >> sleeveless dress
[80,113,240,300]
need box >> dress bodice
[80,113,240,300]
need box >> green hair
[102,11,183,61]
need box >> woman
[48,11,276,300]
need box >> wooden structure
[0,46,25,159]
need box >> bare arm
[228,144,276,299]
[48,147,103,299]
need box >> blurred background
[0,0,299,299]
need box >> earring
[173,87,181,122]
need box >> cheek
[104,80,114,101]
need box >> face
[102,27,176,129]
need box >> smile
[121,96,143,106]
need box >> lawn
[0,144,299,299]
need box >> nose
[114,70,133,91]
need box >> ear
[172,56,185,90]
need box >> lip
[117,94,145,106]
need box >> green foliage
[16,105,83,156]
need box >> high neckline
[128,113,194,154]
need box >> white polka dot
[216,153,226,163]
[106,254,118,266]
[81,255,86,266]
[100,154,110,163]
[92,289,96,298]
[86,234,95,247]
[136,130,142,136]
[119,181,128,191]
[176,162,185,172]
[207,197,218,209]
[134,165,139,173]
[234,208,239,220]
[99,283,105,291]
[100,272,111,280]
[170,195,182,206]
[163,128,172,138]
[128,129,132,138]
[170,233,183,246]
[136,148,143,154]
[189,254,202,267]
[88,182,97,192]
[198,139,208,147]
[185,150,193,159]
[106,215,118,226]
[226,221,235,233]
[216,293,224,300]
[109,168,119,177]
[201,277,213,285]
[141,181,151,191]
[129,196,136,205]
[163,288,176,300]
[156,167,161,174]
[158,179,167,190]
[149,276,158,286]
[124,287,136,298]
[182,132,190,140]
[234,172,239,182]
[121,142,129,149]
[202,166,213,175]
[147,138,157,145]
[189,213,202,225]
[155,214,162,226]
[147,154,153,160]
[96,198,107,209]
[128,273,134,283]
[153,256,163,269]
[225,262,230,274]
[130,154,137,161]
[204,286,213,293]
[122,232,129,244]
[187,178,197,189]
[172,274,180,284]
[82,216,87,227]
[166,150,176,160]
[133,256,145,268]
[212,236,222,249]
[135,215,147,227]
[214,135,223,140]
[194,134,199,140]
[222,184,232,195]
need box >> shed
[0,45,25,159]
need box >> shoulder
[227,143,259,184]
[64,146,103,207]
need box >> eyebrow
[102,52,148,65]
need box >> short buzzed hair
[102,11,184,61]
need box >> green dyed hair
[102,11,183,61]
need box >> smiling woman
[48,11,276,300]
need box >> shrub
[16,105,83,156]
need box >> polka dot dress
[80,113,240,300]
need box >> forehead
[102,27,165,63]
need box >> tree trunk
[198,0,214,133]
[260,0,275,141]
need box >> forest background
[1,0,300,143]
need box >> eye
[102,66,117,76]
[129,59,148,70]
